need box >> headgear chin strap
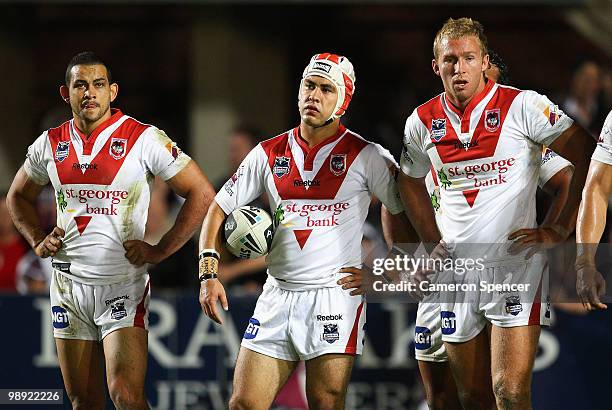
[301,53,356,123]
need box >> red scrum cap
[301,53,356,122]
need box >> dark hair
[488,50,510,85]
[65,51,112,85]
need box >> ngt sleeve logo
[414,326,432,350]
[440,311,456,335]
[52,306,70,329]
[243,317,261,340]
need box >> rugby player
[7,52,215,409]
[398,18,596,409]
[410,52,574,410]
[198,53,412,409]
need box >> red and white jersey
[401,81,573,252]
[23,109,191,285]
[424,148,572,223]
[215,124,404,290]
[592,110,612,165]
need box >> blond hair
[433,17,488,59]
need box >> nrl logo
[431,118,446,142]
[109,138,127,160]
[55,141,70,163]
[322,323,339,344]
[273,156,290,178]
[111,301,127,320]
[504,295,523,316]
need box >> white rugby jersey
[424,148,572,225]
[592,110,612,165]
[401,81,573,251]
[215,124,404,290]
[24,109,191,285]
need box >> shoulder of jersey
[46,118,72,135]
[415,92,444,112]
[343,127,374,146]
[411,92,445,126]
[259,129,293,146]
[122,115,154,132]
[497,83,522,92]
[344,128,386,156]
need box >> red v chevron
[293,229,313,249]
[74,216,92,235]
[48,115,149,186]
[462,189,479,208]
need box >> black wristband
[199,250,220,260]
[199,273,218,282]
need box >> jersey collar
[444,79,495,133]
[294,123,346,155]
[293,123,347,172]
[72,108,123,151]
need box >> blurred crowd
[0,58,610,301]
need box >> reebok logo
[72,162,98,170]
[316,314,343,321]
[294,179,320,187]
[105,294,130,306]
[453,141,479,149]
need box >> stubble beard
[79,103,109,125]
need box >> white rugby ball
[224,206,274,259]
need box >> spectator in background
[229,126,262,181]
[0,191,28,292]
[215,125,268,293]
[563,59,602,133]
[215,125,263,190]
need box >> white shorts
[241,282,366,361]
[439,255,551,343]
[49,270,151,341]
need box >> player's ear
[59,85,70,103]
[482,53,490,72]
[432,59,441,77]
[110,82,119,102]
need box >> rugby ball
[224,206,274,259]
